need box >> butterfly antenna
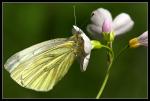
[73,5,77,26]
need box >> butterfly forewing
[4,38,68,73]
[4,38,77,92]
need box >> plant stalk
[96,42,114,99]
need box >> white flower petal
[73,25,92,54]
[72,25,80,34]
[138,31,148,47]
[72,25,92,71]
[80,53,91,72]
[114,21,134,36]
[80,28,92,71]
[91,8,112,28]
[80,31,92,54]
[87,24,102,38]
[113,13,134,36]
[138,31,148,40]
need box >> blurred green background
[3,3,148,98]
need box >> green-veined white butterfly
[4,25,92,92]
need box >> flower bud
[102,18,112,33]
[129,31,148,48]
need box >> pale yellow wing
[4,39,76,92]
[4,38,67,73]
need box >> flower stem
[96,42,114,99]
[91,40,115,98]
[96,57,113,99]
[101,45,114,58]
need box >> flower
[72,25,92,71]
[129,31,148,48]
[87,8,134,39]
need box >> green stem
[96,42,114,99]
[91,40,115,98]
[91,40,113,57]
[101,45,114,58]
[96,56,113,99]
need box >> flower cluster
[85,8,148,99]
[87,8,134,40]
[87,8,148,48]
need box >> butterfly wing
[4,38,76,92]
[4,38,68,73]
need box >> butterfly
[4,25,92,92]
